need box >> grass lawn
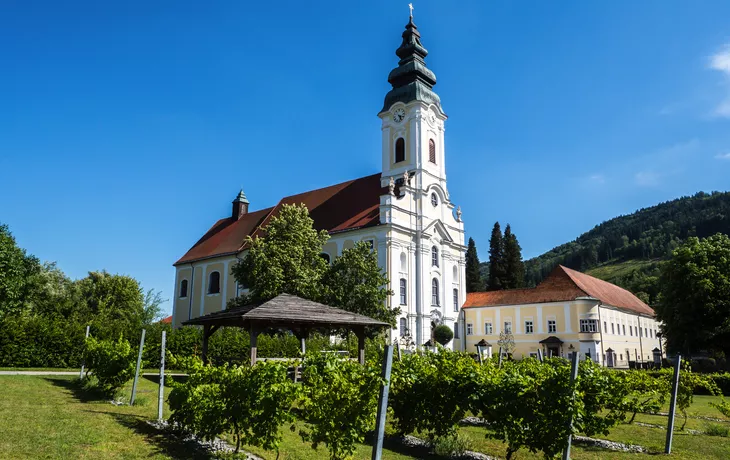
[1,375,729,459]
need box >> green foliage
[231,203,330,303]
[656,233,730,356]
[0,224,41,320]
[389,351,481,439]
[432,432,473,457]
[710,397,730,418]
[168,359,299,454]
[231,203,398,328]
[520,191,730,296]
[487,222,506,291]
[321,241,397,327]
[298,353,382,460]
[705,423,730,437]
[83,336,136,397]
[503,224,525,289]
[475,358,580,460]
[433,324,454,345]
[620,370,669,424]
[497,331,515,356]
[465,237,483,293]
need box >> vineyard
[166,349,725,460]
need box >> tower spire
[380,13,442,114]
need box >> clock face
[392,108,406,123]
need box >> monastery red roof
[175,173,384,265]
[464,265,654,316]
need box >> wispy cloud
[709,45,730,117]
[715,152,730,160]
[589,174,606,184]
[634,171,660,187]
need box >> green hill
[482,191,730,304]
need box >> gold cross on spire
[408,3,414,18]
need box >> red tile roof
[175,173,384,265]
[464,265,654,316]
[160,315,173,324]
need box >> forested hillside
[503,191,730,303]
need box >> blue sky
[2,1,730,315]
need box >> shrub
[433,432,473,457]
[168,359,298,454]
[83,336,136,397]
[298,352,383,460]
[705,423,730,437]
[390,350,481,439]
[433,325,454,346]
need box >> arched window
[431,278,440,306]
[399,278,407,305]
[395,138,405,163]
[431,246,439,267]
[208,271,220,294]
[399,317,408,337]
[430,192,438,207]
[453,288,459,312]
[320,253,331,264]
[428,139,436,164]
[179,279,188,298]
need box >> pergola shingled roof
[182,293,390,366]
[183,293,391,329]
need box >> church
[172,14,467,349]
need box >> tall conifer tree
[487,222,506,291]
[503,224,526,289]
[465,237,482,293]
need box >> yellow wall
[463,301,661,366]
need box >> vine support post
[476,345,483,365]
[537,348,544,362]
[78,325,90,380]
[562,351,580,460]
[371,344,394,460]
[498,346,504,368]
[665,354,682,454]
[130,328,146,406]
[157,330,166,421]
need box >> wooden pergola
[182,293,390,365]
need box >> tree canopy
[656,233,730,357]
[231,204,398,327]
[487,222,506,291]
[465,237,482,293]
[503,224,525,289]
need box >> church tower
[378,13,466,349]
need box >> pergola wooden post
[355,326,366,365]
[250,324,260,366]
[182,294,389,367]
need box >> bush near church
[82,336,137,397]
[433,324,454,346]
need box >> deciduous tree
[656,233,730,356]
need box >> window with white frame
[529,352,539,358]
[399,278,407,305]
[399,317,407,337]
[431,246,439,267]
[629,326,633,336]
[179,279,188,298]
[504,321,512,334]
[580,319,598,333]
[431,278,439,306]
[525,320,534,334]
[622,324,626,335]
[611,323,615,334]
[548,319,557,333]
[466,323,473,335]
[484,321,493,335]
[452,289,459,312]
